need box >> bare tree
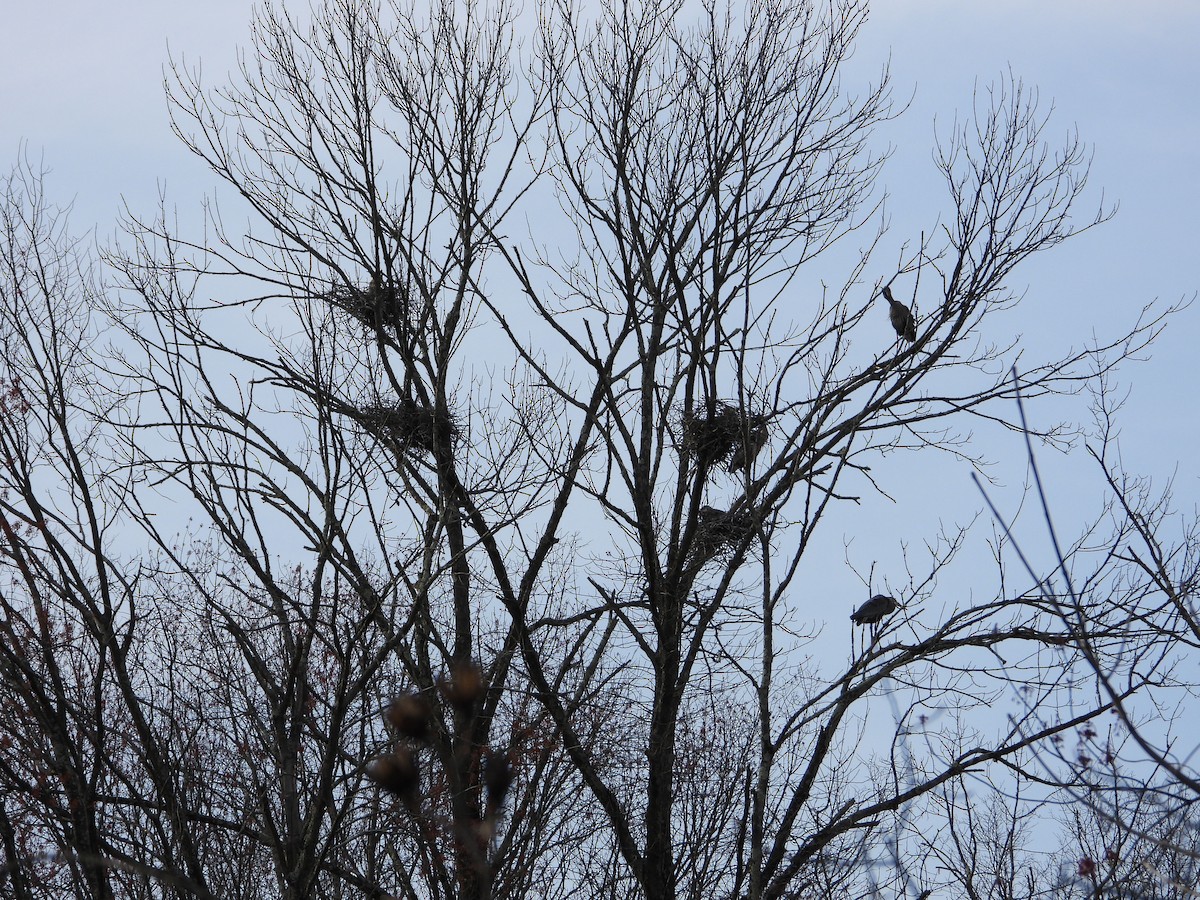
[962,375,1200,900]
[903,748,1200,899]
[0,0,1184,899]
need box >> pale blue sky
[2,0,1197,604]
[859,0,1200,470]
[3,1,1193,454]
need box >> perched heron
[851,594,899,626]
[727,422,769,473]
[882,285,916,342]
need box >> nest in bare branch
[356,399,458,455]
[689,505,757,565]
[329,277,412,330]
[679,403,769,472]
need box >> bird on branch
[882,285,916,342]
[851,594,899,626]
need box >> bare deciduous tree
[957,377,1200,900]
[0,1,1186,899]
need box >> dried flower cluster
[367,663,513,839]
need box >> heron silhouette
[882,285,916,342]
[851,594,899,626]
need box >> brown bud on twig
[438,663,485,712]
[366,749,419,798]
[482,749,513,810]
[385,693,432,740]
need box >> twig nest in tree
[385,694,433,740]
[330,275,412,329]
[438,663,485,711]
[679,402,769,471]
[690,505,758,564]
[367,748,419,798]
[355,398,459,455]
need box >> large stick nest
[689,505,758,565]
[329,277,417,331]
[679,402,769,472]
[355,399,459,455]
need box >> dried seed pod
[483,749,514,809]
[385,694,432,740]
[367,748,418,798]
[439,663,485,711]
[473,817,496,846]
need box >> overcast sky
[2,0,1197,614]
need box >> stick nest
[689,505,757,564]
[330,278,414,330]
[679,402,769,472]
[356,399,459,455]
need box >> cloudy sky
[2,1,1197,605]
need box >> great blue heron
[851,593,899,625]
[727,419,769,473]
[882,285,916,342]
